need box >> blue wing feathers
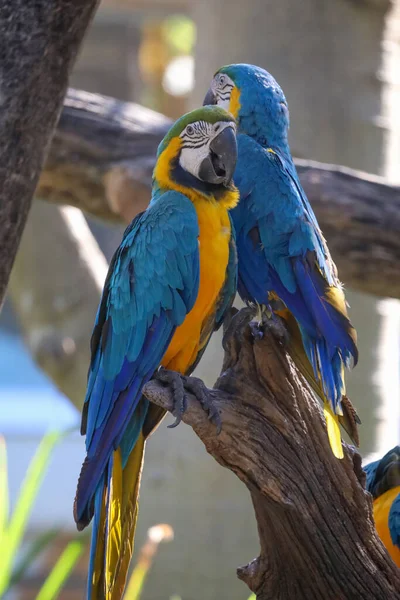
[232,134,356,411]
[75,191,200,528]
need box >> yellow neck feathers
[229,86,241,120]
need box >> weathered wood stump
[144,308,400,600]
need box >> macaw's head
[154,106,238,206]
[203,64,290,150]
[365,446,400,499]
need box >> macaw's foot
[156,368,187,427]
[183,375,222,435]
[155,368,222,434]
[262,310,290,346]
[249,305,290,346]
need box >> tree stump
[143,308,400,600]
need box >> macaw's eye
[186,125,194,135]
[217,74,226,87]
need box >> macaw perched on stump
[74,106,239,600]
[365,447,400,567]
[204,63,359,459]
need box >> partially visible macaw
[364,446,400,567]
[203,64,359,458]
[74,106,239,600]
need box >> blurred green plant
[124,523,174,600]
[0,431,85,599]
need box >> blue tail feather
[75,376,145,527]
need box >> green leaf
[0,430,64,596]
[0,436,9,541]
[247,595,256,600]
[36,539,84,600]
[10,528,59,587]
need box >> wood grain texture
[143,308,400,599]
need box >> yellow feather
[275,308,346,458]
[323,404,344,459]
[162,195,234,374]
[91,487,107,598]
[229,86,241,119]
[89,437,146,600]
[373,486,400,567]
[105,449,123,599]
[111,434,146,600]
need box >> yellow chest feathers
[195,196,232,291]
[161,196,234,374]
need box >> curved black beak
[203,87,217,106]
[198,125,237,186]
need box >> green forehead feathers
[157,106,234,156]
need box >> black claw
[260,309,290,346]
[249,320,264,340]
[183,376,222,435]
[155,368,187,427]
[154,368,222,434]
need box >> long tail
[87,434,145,600]
[276,307,360,459]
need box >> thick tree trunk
[144,309,400,600]
[0,0,99,309]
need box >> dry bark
[143,308,400,600]
[0,0,100,309]
[38,89,400,299]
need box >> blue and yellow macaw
[364,446,400,567]
[204,64,359,458]
[74,106,239,599]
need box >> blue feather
[230,126,357,412]
[75,191,200,530]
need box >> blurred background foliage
[1,0,400,598]
[1,432,175,600]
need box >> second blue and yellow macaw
[74,106,239,600]
[204,64,359,458]
[364,447,400,567]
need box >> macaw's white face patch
[213,73,235,112]
[178,120,235,180]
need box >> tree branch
[38,88,400,298]
[143,308,400,600]
[38,88,171,224]
[0,1,100,309]
[9,201,108,411]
